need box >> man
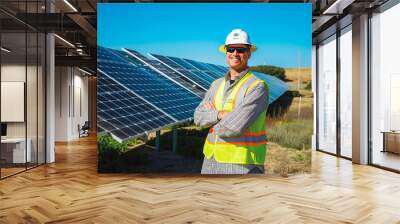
[194,29,269,174]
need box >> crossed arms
[193,80,268,137]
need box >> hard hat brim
[218,44,257,53]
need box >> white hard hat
[219,29,257,53]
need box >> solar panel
[150,54,214,89]
[97,73,176,141]
[167,56,215,82]
[123,48,205,97]
[251,71,289,103]
[206,63,229,74]
[217,65,229,73]
[183,59,224,79]
[98,46,201,122]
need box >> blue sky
[98,3,311,68]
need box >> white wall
[72,73,89,138]
[55,66,69,141]
[1,63,46,164]
[55,67,89,141]
[0,65,40,138]
[1,65,26,138]
[1,64,26,82]
[1,82,25,122]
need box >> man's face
[226,44,251,70]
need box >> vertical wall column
[45,0,55,163]
[352,14,369,164]
[54,67,89,141]
[46,33,55,163]
[54,67,71,141]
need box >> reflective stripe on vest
[208,128,267,144]
[203,71,268,165]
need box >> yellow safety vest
[203,72,268,165]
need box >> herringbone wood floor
[1,136,400,224]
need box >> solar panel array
[98,46,288,141]
[149,53,289,103]
[97,74,175,141]
[98,46,200,121]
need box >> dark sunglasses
[226,47,249,53]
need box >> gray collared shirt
[194,68,269,137]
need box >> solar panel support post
[172,127,177,153]
[156,130,160,152]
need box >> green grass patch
[97,134,151,172]
[267,119,313,150]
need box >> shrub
[97,135,125,172]
[98,134,150,172]
[98,135,128,154]
[250,65,286,81]
[287,90,302,97]
[304,81,312,90]
[125,138,144,148]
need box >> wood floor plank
[0,136,399,223]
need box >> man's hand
[217,111,229,120]
[201,101,228,120]
[202,101,215,110]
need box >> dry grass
[265,142,311,176]
[263,67,313,175]
[285,68,312,97]
[285,68,311,82]
[272,67,314,120]
[267,95,313,125]
[269,100,313,123]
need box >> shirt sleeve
[213,82,269,137]
[193,80,220,128]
